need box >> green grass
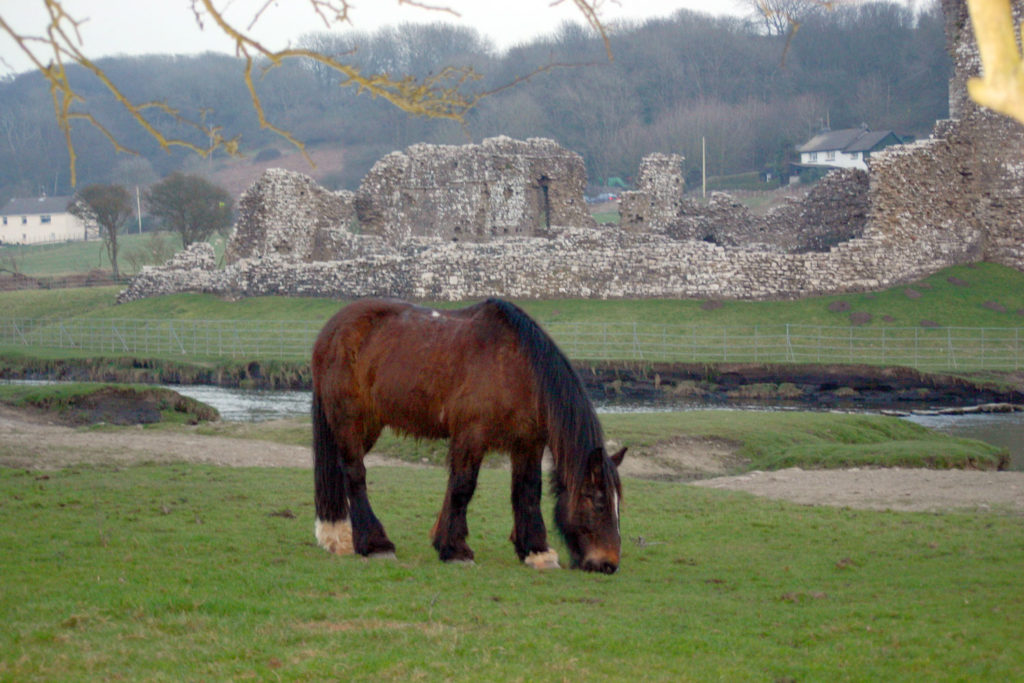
[2,263,1023,332]
[0,464,1021,680]
[0,231,224,278]
[186,409,1007,472]
[600,410,1008,471]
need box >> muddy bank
[0,355,311,390]
[580,362,1024,409]
[2,354,1022,409]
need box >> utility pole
[136,186,142,234]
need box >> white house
[796,126,903,171]
[0,195,88,245]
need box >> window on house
[825,151,836,161]
[40,215,51,224]
[21,216,27,225]
[808,152,818,162]
[2,216,6,225]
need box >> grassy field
[1,244,1020,678]
[1,464,1021,680]
[0,232,226,278]
[1,262,1024,333]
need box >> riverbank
[2,353,1022,410]
[1,404,1020,514]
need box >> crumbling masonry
[119,0,1024,303]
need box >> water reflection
[904,412,1024,471]
[172,385,312,423]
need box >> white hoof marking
[315,518,354,556]
[524,549,561,570]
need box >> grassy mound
[0,382,219,425]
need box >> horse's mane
[484,298,607,500]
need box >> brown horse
[312,297,625,573]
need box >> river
[170,384,1024,471]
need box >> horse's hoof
[524,549,561,570]
[315,519,354,556]
[444,558,476,566]
[366,551,397,560]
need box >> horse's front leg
[510,444,559,570]
[341,429,395,557]
[432,441,484,563]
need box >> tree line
[0,1,950,201]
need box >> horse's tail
[312,390,354,554]
[485,298,604,484]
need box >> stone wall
[619,153,686,233]
[119,0,1024,304]
[225,169,357,264]
[353,136,594,244]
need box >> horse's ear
[610,447,626,468]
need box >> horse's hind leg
[510,444,559,570]
[432,441,484,563]
[313,393,354,555]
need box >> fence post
[914,327,919,368]
[981,327,985,370]
[14,320,27,346]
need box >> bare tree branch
[1,0,609,184]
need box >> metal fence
[0,318,321,360]
[546,322,1024,371]
[1,317,1022,371]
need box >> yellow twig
[966,0,1024,123]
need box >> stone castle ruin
[119,0,1024,304]
[355,137,594,243]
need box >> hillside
[206,145,347,199]
[0,3,950,202]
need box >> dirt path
[2,406,1021,513]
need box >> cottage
[796,126,903,171]
[0,195,88,245]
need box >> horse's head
[555,446,626,573]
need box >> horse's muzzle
[581,551,619,574]
[583,559,618,574]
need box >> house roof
[1,196,74,216]
[798,127,899,154]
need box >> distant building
[796,126,904,172]
[0,195,88,245]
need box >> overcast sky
[1,0,756,75]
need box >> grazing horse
[312,297,625,573]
